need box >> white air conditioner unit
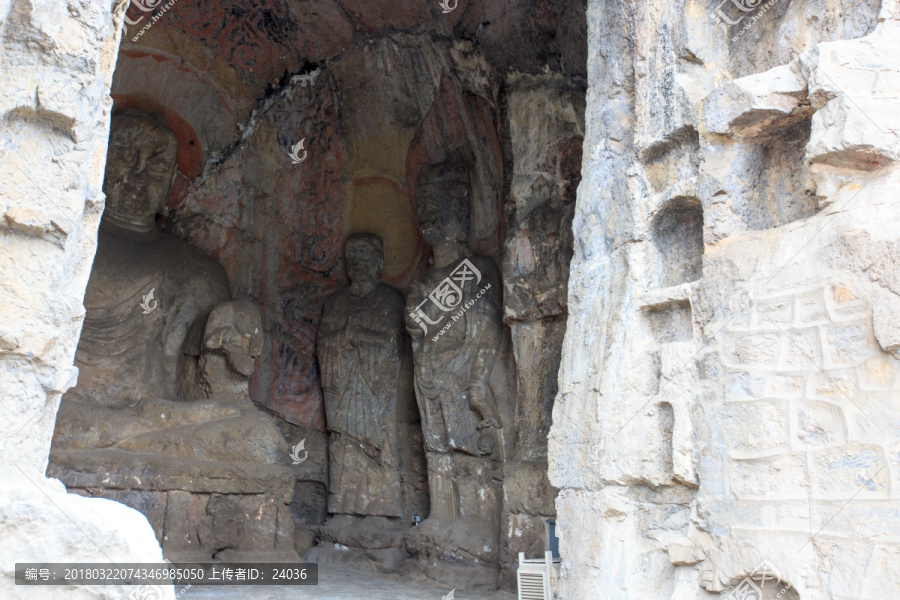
[517,551,559,600]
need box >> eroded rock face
[0,2,173,599]
[549,1,900,598]
[499,70,584,586]
[171,66,347,431]
[167,33,524,588]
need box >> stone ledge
[49,449,294,501]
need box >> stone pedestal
[49,404,299,563]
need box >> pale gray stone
[0,1,174,597]
[549,1,900,598]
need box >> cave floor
[179,565,516,600]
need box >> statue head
[202,301,263,378]
[415,163,471,252]
[103,109,178,233]
[344,234,383,295]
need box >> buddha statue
[48,109,296,562]
[65,109,231,407]
[403,163,505,580]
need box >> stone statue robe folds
[412,255,501,456]
[408,254,503,525]
[70,226,230,407]
[318,283,406,516]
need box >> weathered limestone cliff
[550,0,900,598]
[0,1,173,599]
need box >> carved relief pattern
[161,0,303,73]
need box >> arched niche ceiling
[112,0,587,167]
[111,45,243,204]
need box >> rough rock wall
[500,71,584,585]
[167,67,346,529]
[550,0,899,598]
[171,30,588,585]
[109,0,589,201]
[171,67,346,431]
[0,1,172,598]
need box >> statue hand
[351,327,391,348]
[405,284,428,337]
[477,417,500,430]
[407,322,426,340]
[467,380,500,429]
[468,379,489,403]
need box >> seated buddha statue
[48,109,295,562]
[66,108,230,407]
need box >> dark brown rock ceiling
[123,0,586,87]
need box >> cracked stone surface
[548,0,900,598]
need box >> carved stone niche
[651,196,704,288]
[47,109,297,563]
